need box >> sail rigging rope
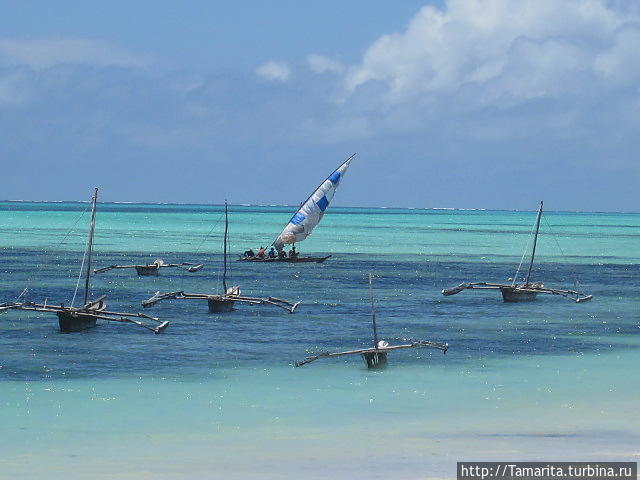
[15,201,92,302]
[178,209,225,293]
[512,213,538,285]
[71,223,92,307]
[543,215,567,259]
[543,214,580,286]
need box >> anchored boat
[442,201,593,303]
[294,274,448,368]
[95,259,204,276]
[240,153,355,264]
[143,201,300,313]
[0,188,169,334]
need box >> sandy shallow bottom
[2,351,638,480]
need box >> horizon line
[0,199,638,215]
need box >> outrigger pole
[141,291,300,313]
[94,262,204,275]
[441,282,593,302]
[294,341,448,367]
[0,302,170,334]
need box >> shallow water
[1,202,638,479]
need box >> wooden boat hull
[56,311,98,332]
[135,265,160,276]
[239,255,331,264]
[207,298,235,313]
[500,287,538,302]
[361,351,388,368]
[56,299,106,332]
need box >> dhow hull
[500,287,538,302]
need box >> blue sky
[1,0,639,211]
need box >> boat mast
[83,188,99,305]
[223,200,228,293]
[369,273,379,349]
[524,200,543,286]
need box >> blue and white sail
[273,154,355,251]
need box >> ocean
[1,202,638,479]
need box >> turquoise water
[1,202,639,479]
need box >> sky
[1,0,639,211]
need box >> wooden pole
[525,200,543,286]
[223,200,228,293]
[369,273,379,348]
[83,188,99,306]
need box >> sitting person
[288,245,298,258]
[244,248,255,257]
[277,249,286,259]
[257,246,266,258]
[268,247,276,258]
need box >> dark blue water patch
[0,251,637,382]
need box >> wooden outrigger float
[142,201,300,314]
[294,274,448,368]
[442,201,593,303]
[95,259,204,276]
[0,188,169,333]
[241,153,356,264]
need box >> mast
[223,200,228,293]
[369,273,379,349]
[524,201,543,285]
[83,188,99,305]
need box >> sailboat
[442,201,593,303]
[94,259,204,276]
[240,153,355,263]
[142,201,300,313]
[0,188,170,334]
[294,274,448,368]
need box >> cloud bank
[0,1,639,210]
[0,37,149,69]
[344,0,640,103]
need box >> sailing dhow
[241,153,355,263]
[441,201,593,303]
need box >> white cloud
[307,54,344,74]
[344,0,640,104]
[256,60,291,82]
[0,37,149,69]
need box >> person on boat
[268,247,276,258]
[288,245,298,258]
[244,248,255,257]
[257,246,266,258]
[277,249,286,259]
